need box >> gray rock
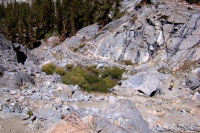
[71,90,84,102]
[13,103,22,113]
[29,94,42,100]
[62,36,82,48]
[33,108,59,121]
[76,23,100,40]
[2,105,11,113]
[112,71,168,96]
[103,99,151,133]
[0,65,6,77]
[21,115,36,125]
[17,71,35,85]
[95,96,105,102]
[179,26,200,50]
[167,12,188,24]
[95,119,112,132]
[100,125,127,133]
[10,90,17,95]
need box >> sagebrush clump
[41,63,56,75]
[55,67,66,76]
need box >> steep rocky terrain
[0,0,200,133]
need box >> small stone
[10,90,17,95]
[56,86,63,91]
[109,96,116,104]
[54,98,62,103]
[152,110,157,116]
[18,96,25,103]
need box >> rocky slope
[0,0,200,133]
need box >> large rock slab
[103,99,151,133]
[112,71,168,96]
[46,114,92,133]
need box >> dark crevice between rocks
[138,90,146,95]
[150,88,162,97]
[146,18,154,26]
[33,41,41,48]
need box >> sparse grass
[73,47,78,52]
[79,44,86,49]
[157,67,172,74]
[26,110,33,117]
[52,42,60,47]
[94,32,104,39]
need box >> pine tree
[55,0,63,34]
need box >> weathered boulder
[111,71,168,96]
[17,71,35,85]
[103,99,151,133]
[76,23,100,40]
[46,114,92,133]
[100,125,127,133]
[33,108,60,121]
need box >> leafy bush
[61,65,125,93]
[55,67,66,76]
[65,63,73,70]
[41,63,56,75]
[44,32,53,39]
[86,65,97,70]
[26,110,33,117]
[122,60,132,65]
[111,66,125,80]
[102,67,112,78]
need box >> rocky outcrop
[61,4,199,72]
[0,34,38,89]
[103,99,151,133]
[0,34,39,65]
[58,3,199,96]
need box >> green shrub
[102,67,112,78]
[86,65,97,70]
[41,63,56,75]
[85,81,108,93]
[44,32,53,39]
[55,67,66,76]
[84,74,100,84]
[122,60,132,65]
[65,63,73,70]
[110,66,125,80]
[61,65,124,93]
[26,110,33,117]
